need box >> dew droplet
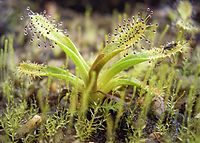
[43,10,46,14]
[20,16,24,20]
[64,29,67,34]
[30,38,34,42]
[26,6,30,11]
[28,12,32,16]
[58,22,63,27]
[52,19,56,23]
[24,32,28,35]
[50,44,54,48]
[28,25,32,30]
[48,15,52,19]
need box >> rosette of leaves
[18,8,188,112]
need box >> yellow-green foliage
[0,101,27,141]
[43,111,68,139]
[176,0,199,34]
[0,35,15,82]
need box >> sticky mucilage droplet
[24,31,28,35]
[26,6,30,11]
[43,10,46,14]
[64,29,68,34]
[20,16,24,20]
[30,38,34,42]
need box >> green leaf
[178,1,192,20]
[18,62,84,87]
[98,54,148,89]
[98,41,187,89]
[30,14,89,82]
[101,77,162,100]
[89,11,157,82]
[90,48,123,75]
[100,77,141,93]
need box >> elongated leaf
[98,41,187,88]
[18,62,84,87]
[100,77,162,100]
[90,9,157,77]
[28,13,89,82]
[89,48,123,76]
[100,77,141,93]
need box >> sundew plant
[18,7,188,109]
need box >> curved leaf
[98,41,187,88]
[18,62,84,87]
[29,14,89,82]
